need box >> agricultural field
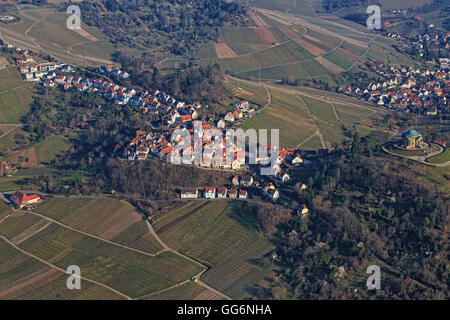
[0,202,13,221]
[297,134,323,150]
[0,210,203,298]
[0,7,113,67]
[143,282,219,300]
[226,76,269,107]
[300,95,346,146]
[240,88,317,148]
[70,40,116,63]
[334,103,374,129]
[194,9,375,80]
[0,127,29,154]
[34,198,163,254]
[34,135,71,164]
[0,239,125,299]
[154,200,275,299]
[0,65,34,124]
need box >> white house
[181,189,199,199]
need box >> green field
[300,95,346,146]
[71,41,116,62]
[0,65,34,124]
[1,8,113,67]
[34,135,71,164]
[154,200,275,299]
[0,127,29,154]
[427,149,450,165]
[240,88,317,148]
[335,103,372,128]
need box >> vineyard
[0,201,203,298]
[155,200,275,299]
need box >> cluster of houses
[409,31,449,59]
[181,187,248,200]
[340,62,449,114]
[15,51,68,81]
[98,65,129,79]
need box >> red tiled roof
[10,191,40,207]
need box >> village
[5,46,315,211]
[338,60,449,115]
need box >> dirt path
[296,95,326,149]
[0,124,22,138]
[0,83,34,95]
[0,235,133,300]
[145,219,231,300]
[28,211,159,258]
[296,132,319,149]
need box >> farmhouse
[264,183,279,200]
[10,191,41,208]
[277,172,290,183]
[181,189,199,199]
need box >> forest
[253,134,449,299]
[114,50,232,103]
[76,0,247,55]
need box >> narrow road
[0,235,133,300]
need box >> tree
[351,132,361,154]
